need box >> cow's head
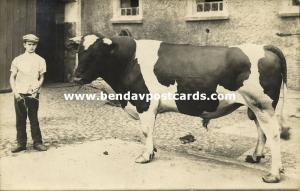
[68,34,115,84]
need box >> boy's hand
[31,92,39,99]
[30,86,40,94]
[14,93,22,101]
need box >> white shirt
[10,52,46,94]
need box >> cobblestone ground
[0,82,299,179]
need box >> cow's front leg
[135,102,158,163]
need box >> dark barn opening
[36,0,66,83]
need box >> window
[196,0,223,13]
[186,0,229,21]
[111,0,143,23]
[292,0,300,6]
[279,0,300,17]
[120,0,139,16]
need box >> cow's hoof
[262,173,280,183]
[202,118,210,128]
[245,155,265,163]
[135,152,155,164]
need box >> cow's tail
[264,45,290,140]
[280,80,290,140]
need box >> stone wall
[81,0,300,89]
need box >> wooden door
[0,0,36,92]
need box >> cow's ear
[66,36,82,50]
[102,38,117,54]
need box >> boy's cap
[23,34,39,43]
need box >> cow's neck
[100,58,131,94]
[101,36,138,92]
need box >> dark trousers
[14,94,43,146]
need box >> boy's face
[24,41,37,53]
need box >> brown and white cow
[68,34,289,183]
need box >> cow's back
[154,43,252,91]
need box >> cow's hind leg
[245,109,266,163]
[247,103,283,183]
[135,101,158,163]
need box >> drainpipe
[205,28,210,45]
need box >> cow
[68,34,290,183]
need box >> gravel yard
[0,82,299,180]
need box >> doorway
[36,0,65,82]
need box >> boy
[9,34,47,152]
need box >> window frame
[186,0,229,21]
[279,0,300,17]
[111,0,143,24]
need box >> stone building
[78,0,300,89]
[1,0,299,91]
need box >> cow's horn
[69,36,83,44]
[103,38,112,45]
